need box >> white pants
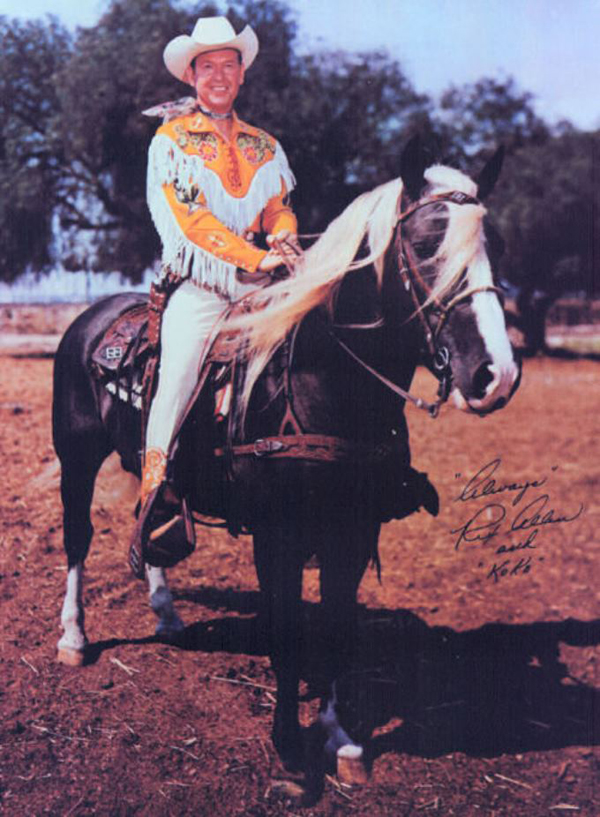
[145,281,230,454]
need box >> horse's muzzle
[452,355,521,415]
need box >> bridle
[329,189,505,418]
[396,190,504,357]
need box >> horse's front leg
[58,563,87,664]
[146,565,185,640]
[253,523,305,772]
[317,516,380,782]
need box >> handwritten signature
[456,457,547,506]
[450,458,584,582]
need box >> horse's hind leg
[146,565,185,640]
[56,438,109,665]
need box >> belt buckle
[253,439,284,457]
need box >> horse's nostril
[472,361,494,399]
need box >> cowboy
[140,16,298,511]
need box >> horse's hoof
[57,647,85,667]
[155,628,185,645]
[267,779,306,802]
[336,744,368,785]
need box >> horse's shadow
[90,584,599,760]
[330,610,599,762]
[175,587,599,760]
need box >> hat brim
[164,25,258,82]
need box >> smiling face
[188,48,245,114]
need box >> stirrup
[128,486,196,578]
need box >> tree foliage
[491,129,600,350]
[0,15,72,279]
[495,130,599,293]
[276,51,432,225]
[436,76,549,158]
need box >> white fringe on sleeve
[146,133,295,298]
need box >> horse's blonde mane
[231,164,487,411]
[422,166,486,305]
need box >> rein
[328,189,504,418]
[326,328,444,417]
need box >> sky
[1,0,599,130]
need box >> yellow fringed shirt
[146,108,297,298]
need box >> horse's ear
[400,135,434,200]
[476,145,505,200]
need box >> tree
[0,15,73,279]
[492,129,600,352]
[51,0,191,278]
[435,76,550,161]
[433,76,599,353]
[276,50,432,229]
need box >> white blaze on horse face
[454,246,519,412]
[468,290,518,410]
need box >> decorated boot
[128,448,195,578]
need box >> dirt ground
[0,305,598,816]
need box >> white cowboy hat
[164,16,259,81]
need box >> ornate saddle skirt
[90,302,151,408]
[90,297,245,413]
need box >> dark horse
[53,140,520,781]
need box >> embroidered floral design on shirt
[225,146,242,190]
[173,181,205,215]
[188,131,219,162]
[172,126,219,162]
[173,123,189,149]
[207,232,227,249]
[236,131,275,165]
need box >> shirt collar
[186,109,242,136]
[143,96,255,139]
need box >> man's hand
[258,248,286,273]
[257,230,302,276]
[266,229,301,256]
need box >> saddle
[91,291,248,418]
[91,291,440,575]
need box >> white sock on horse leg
[146,565,184,638]
[57,564,87,654]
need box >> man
[141,16,298,511]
